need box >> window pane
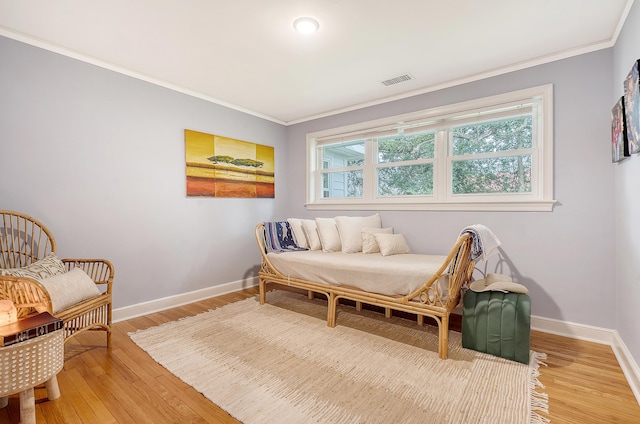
[451,155,531,194]
[377,132,435,163]
[452,116,532,156]
[377,164,433,196]
[321,140,365,169]
[322,170,363,198]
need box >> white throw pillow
[0,253,66,279]
[37,267,101,313]
[374,233,412,256]
[287,218,309,249]
[429,275,450,302]
[315,218,342,252]
[302,219,322,251]
[335,214,382,253]
[361,227,394,253]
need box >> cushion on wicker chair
[0,253,65,279]
[37,268,101,313]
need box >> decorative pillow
[374,233,412,256]
[361,227,394,253]
[429,275,450,302]
[287,218,309,249]
[315,218,341,252]
[302,219,322,251]
[335,214,382,253]
[0,253,66,279]
[37,267,101,313]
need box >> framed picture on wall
[612,96,629,163]
[623,59,640,154]
[184,129,275,198]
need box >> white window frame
[322,159,331,198]
[306,84,555,212]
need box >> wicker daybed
[255,221,477,359]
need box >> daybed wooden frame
[0,210,114,346]
[255,223,476,359]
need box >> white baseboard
[612,331,640,405]
[113,282,640,404]
[530,314,617,344]
[112,277,259,322]
[532,314,640,405]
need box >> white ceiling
[0,0,633,125]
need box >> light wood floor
[1,287,639,423]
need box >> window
[322,159,331,198]
[306,85,554,211]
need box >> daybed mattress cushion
[267,250,447,297]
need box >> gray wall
[0,26,630,359]
[287,50,616,330]
[613,0,640,366]
[0,36,287,308]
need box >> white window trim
[305,84,556,212]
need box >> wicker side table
[0,329,64,424]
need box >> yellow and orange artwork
[185,129,274,198]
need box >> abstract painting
[612,96,629,163]
[624,59,640,154]
[185,129,275,197]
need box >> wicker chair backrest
[0,210,56,269]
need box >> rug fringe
[529,351,550,424]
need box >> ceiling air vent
[381,74,413,86]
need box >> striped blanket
[264,221,308,253]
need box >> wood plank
[56,368,117,423]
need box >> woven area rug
[130,291,549,424]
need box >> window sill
[305,200,557,212]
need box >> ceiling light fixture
[293,17,319,34]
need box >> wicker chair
[0,210,114,346]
